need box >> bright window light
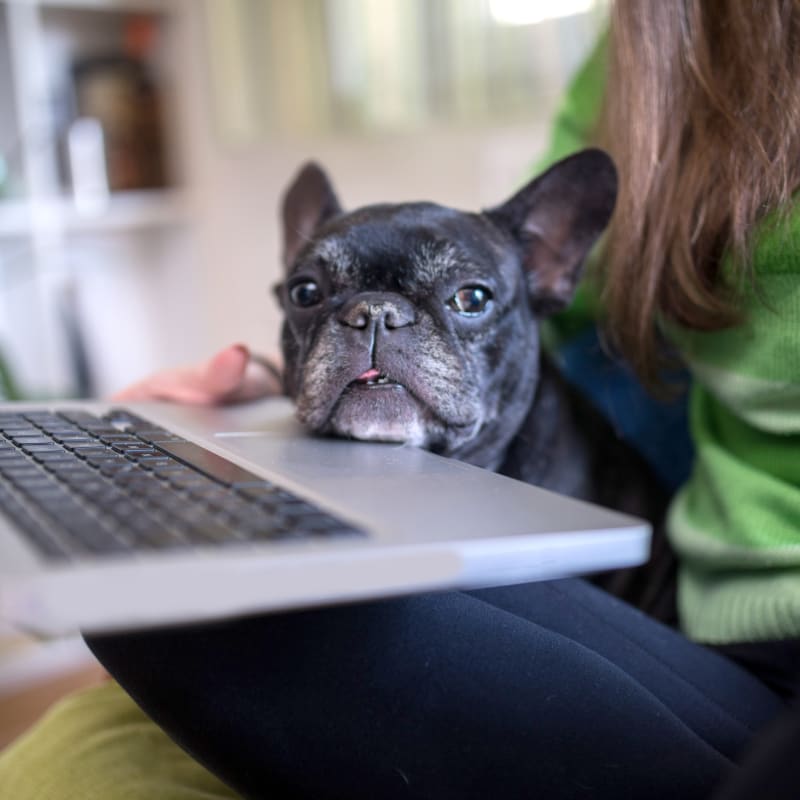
[489,0,596,26]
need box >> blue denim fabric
[554,327,694,492]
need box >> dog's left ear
[485,148,617,315]
[281,161,342,269]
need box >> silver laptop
[0,398,650,637]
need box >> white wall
[1,0,598,398]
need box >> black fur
[275,151,669,555]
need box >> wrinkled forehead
[294,203,510,290]
[310,233,463,288]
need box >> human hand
[112,344,282,405]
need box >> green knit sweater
[540,38,800,644]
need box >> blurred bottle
[67,117,109,214]
[70,16,168,194]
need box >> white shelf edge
[7,0,175,14]
[0,633,98,694]
[0,189,189,238]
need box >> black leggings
[86,579,785,800]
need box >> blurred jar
[71,54,167,193]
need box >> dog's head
[274,149,616,468]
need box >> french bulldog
[274,149,675,617]
[274,149,668,525]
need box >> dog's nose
[339,293,416,330]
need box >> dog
[273,149,679,617]
[274,148,668,522]
[274,149,676,617]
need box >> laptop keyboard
[0,409,365,561]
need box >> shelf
[0,622,97,695]
[10,0,173,13]
[0,189,188,238]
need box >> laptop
[0,397,650,637]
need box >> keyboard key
[136,456,179,470]
[23,412,63,423]
[57,411,100,425]
[236,484,282,503]
[101,409,150,428]
[85,453,128,466]
[155,441,267,486]
[98,463,135,478]
[10,436,53,446]
[64,442,107,452]
[120,515,188,549]
[38,424,82,435]
[163,472,216,490]
[4,472,51,487]
[134,430,187,444]
[74,448,116,459]
[102,500,140,520]
[99,434,140,443]
[0,457,36,471]
[31,451,75,463]
[45,461,97,475]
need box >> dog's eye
[289,281,323,308]
[448,286,493,316]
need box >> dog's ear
[281,162,342,269]
[485,148,617,315]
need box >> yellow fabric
[0,681,238,800]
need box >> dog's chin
[326,383,430,447]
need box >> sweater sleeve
[667,213,800,643]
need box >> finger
[199,344,251,399]
[224,356,283,402]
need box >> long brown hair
[596,0,800,384]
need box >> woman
[2,2,797,798]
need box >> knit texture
[668,214,800,641]
[539,35,800,643]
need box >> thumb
[202,344,283,403]
[200,344,251,399]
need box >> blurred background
[0,0,608,401]
[0,0,608,747]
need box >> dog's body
[274,150,668,527]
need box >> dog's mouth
[348,367,401,388]
[296,358,483,451]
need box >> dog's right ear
[281,162,342,269]
[485,149,617,315]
